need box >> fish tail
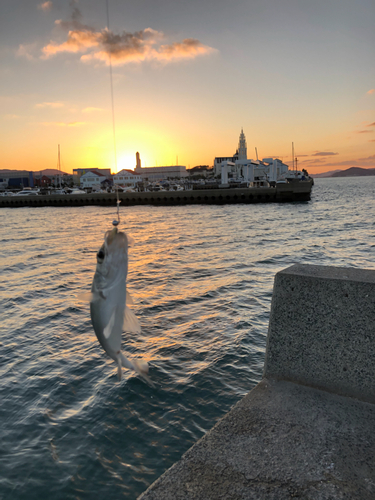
[120,352,153,386]
[119,351,136,371]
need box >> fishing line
[106,0,120,228]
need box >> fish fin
[117,353,122,381]
[126,290,134,306]
[120,352,154,386]
[103,310,116,339]
[132,359,154,386]
[132,359,149,375]
[123,306,141,333]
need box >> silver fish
[89,226,149,381]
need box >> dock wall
[139,264,375,499]
[264,264,375,403]
[0,182,312,208]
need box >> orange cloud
[154,38,216,62]
[41,22,215,65]
[82,107,103,113]
[41,121,86,127]
[311,151,338,156]
[367,89,375,95]
[38,1,52,12]
[42,28,100,58]
[35,102,64,108]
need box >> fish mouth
[105,227,118,246]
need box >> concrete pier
[0,182,312,208]
[139,264,375,500]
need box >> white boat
[66,187,86,195]
[120,186,135,193]
[14,188,39,196]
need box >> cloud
[299,158,327,165]
[16,43,37,60]
[311,151,338,156]
[367,89,375,95]
[82,107,103,113]
[357,130,373,133]
[35,102,64,108]
[38,1,53,12]
[367,122,375,127]
[41,7,216,65]
[41,121,86,127]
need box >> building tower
[136,152,141,170]
[238,128,247,161]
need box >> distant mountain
[331,167,375,177]
[311,170,342,178]
[34,169,69,176]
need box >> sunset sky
[1,0,374,174]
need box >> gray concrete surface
[264,264,375,403]
[139,379,375,500]
[139,265,375,499]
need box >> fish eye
[97,250,105,260]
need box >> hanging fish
[87,226,150,382]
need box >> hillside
[331,167,375,177]
[311,170,342,178]
[34,169,69,176]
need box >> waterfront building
[134,164,188,181]
[214,129,290,182]
[213,128,248,176]
[80,171,109,189]
[0,170,34,189]
[73,168,111,185]
[113,169,142,188]
[238,128,247,161]
[136,152,141,170]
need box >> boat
[14,188,39,196]
[66,187,86,195]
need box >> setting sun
[117,153,137,173]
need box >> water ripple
[0,177,374,499]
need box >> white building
[213,128,247,176]
[80,171,108,189]
[73,168,112,185]
[214,129,292,183]
[113,169,142,187]
[134,165,187,181]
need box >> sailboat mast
[58,144,62,188]
[292,142,295,171]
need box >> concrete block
[264,264,375,403]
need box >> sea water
[1,177,374,499]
